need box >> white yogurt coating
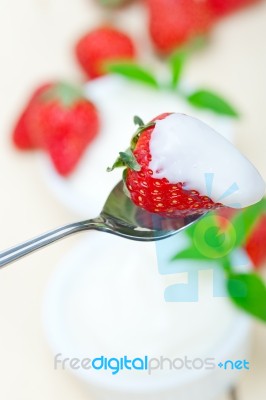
[149,113,265,208]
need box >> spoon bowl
[0,180,205,268]
[101,181,204,241]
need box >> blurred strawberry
[13,82,100,176]
[147,0,215,54]
[207,0,261,17]
[75,26,136,79]
[12,83,52,149]
[245,215,266,268]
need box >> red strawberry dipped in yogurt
[109,113,265,217]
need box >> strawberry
[75,26,136,79]
[207,0,260,17]
[12,83,52,149]
[245,215,266,268]
[147,0,215,54]
[13,82,100,176]
[108,113,223,217]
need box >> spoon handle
[0,218,104,268]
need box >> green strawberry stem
[133,115,145,127]
[107,116,155,172]
[107,148,141,172]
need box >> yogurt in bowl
[43,232,251,400]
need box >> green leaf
[105,62,159,88]
[119,148,141,171]
[134,115,145,127]
[176,199,266,264]
[221,256,233,273]
[171,246,212,262]
[227,273,266,322]
[183,211,217,240]
[169,50,187,88]
[183,220,197,240]
[187,89,239,117]
[231,198,266,248]
[168,36,207,90]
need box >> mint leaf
[105,62,158,88]
[227,273,266,322]
[168,36,206,89]
[175,200,266,267]
[187,89,239,117]
[231,199,266,248]
[169,50,187,88]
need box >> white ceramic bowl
[39,75,234,218]
[43,232,251,400]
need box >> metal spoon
[0,180,205,268]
